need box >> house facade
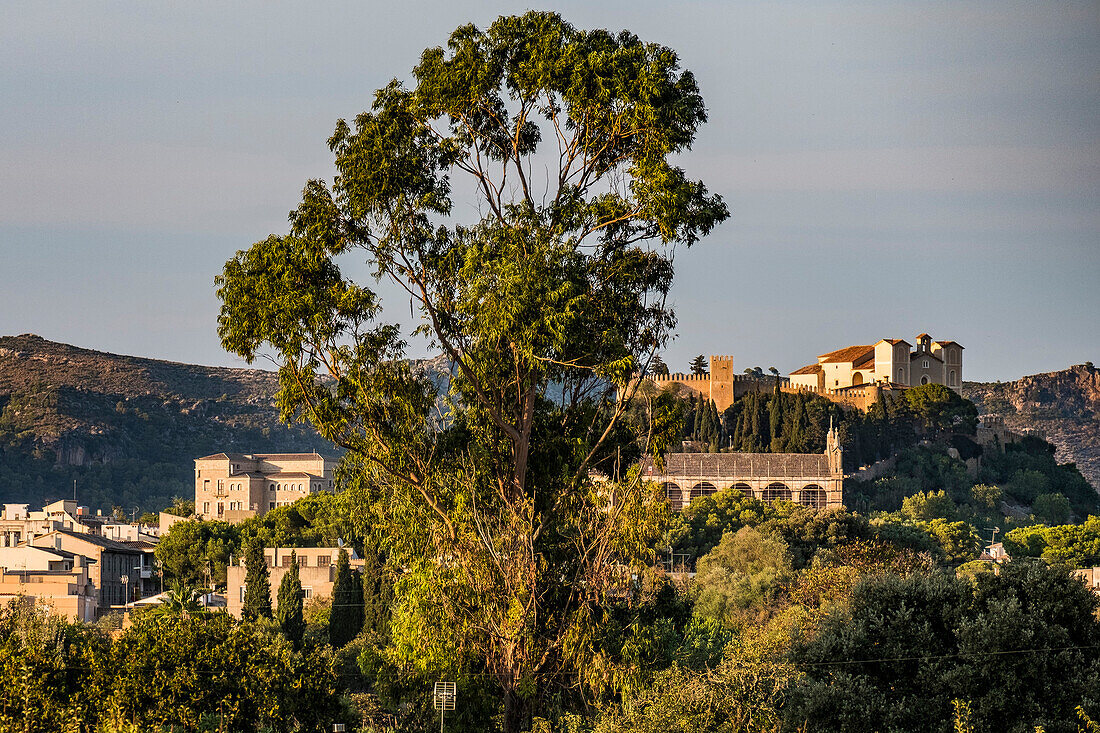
[225,546,364,618]
[30,530,155,608]
[194,452,338,523]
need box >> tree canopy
[215,12,726,730]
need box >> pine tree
[689,354,708,375]
[651,354,670,376]
[277,550,305,647]
[241,539,272,621]
[329,548,363,647]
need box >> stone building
[194,452,337,523]
[643,426,845,511]
[636,355,778,412]
[789,334,963,393]
[225,546,364,618]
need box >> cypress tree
[769,393,784,452]
[693,393,704,440]
[684,394,697,441]
[362,551,392,637]
[707,400,720,450]
[277,550,305,647]
[329,548,363,647]
[789,396,807,452]
[241,539,272,621]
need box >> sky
[1,1,1097,382]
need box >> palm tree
[149,580,209,617]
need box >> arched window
[799,485,826,509]
[660,482,683,511]
[690,482,717,501]
[949,369,957,386]
[762,482,792,503]
[732,482,752,498]
[897,367,904,383]
[920,376,929,385]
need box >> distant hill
[0,334,329,513]
[963,363,1100,492]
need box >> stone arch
[896,367,904,382]
[949,369,957,387]
[762,482,792,503]
[852,372,864,386]
[731,482,752,498]
[920,376,929,385]
[690,482,718,501]
[799,484,826,509]
[661,482,683,511]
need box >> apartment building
[225,546,363,618]
[195,452,337,523]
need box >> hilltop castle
[640,334,963,413]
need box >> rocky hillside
[963,363,1100,491]
[0,334,332,512]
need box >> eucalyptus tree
[216,11,727,729]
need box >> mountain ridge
[963,362,1100,492]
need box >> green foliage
[277,552,306,647]
[329,548,363,648]
[692,527,792,629]
[669,485,772,560]
[904,382,978,435]
[787,563,1100,732]
[215,12,726,730]
[1004,516,1100,566]
[1034,492,1072,524]
[689,355,708,375]
[154,519,237,587]
[0,600,347,731]
[901,489,958,522]
[981,436,1098,518]
[969,483,1002,511]
[242,539,272,621]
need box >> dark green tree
[650,354,670,376]
[276,551,305,648]
[214,13,727,729]
[329,548,364,647]
[689,355,708,375]
[242,539,272,621]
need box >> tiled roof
[644,452,834,478]
[911,352,943,363]
[852,351,875,368]
[790,363,823,376]
[878,338,912,346]
[818,345,874,364]
[195,452,251,461]
[42,529,145,553]
[916,333,930,339]
[265,472,318,479]
[933,340,964,349]
[253,453,330,461]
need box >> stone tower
[826,421,843,475]
[709,354,734,409]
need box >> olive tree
[216,12,726,730]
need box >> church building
[788,333,963,393]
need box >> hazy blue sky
[2,1,1097,381]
